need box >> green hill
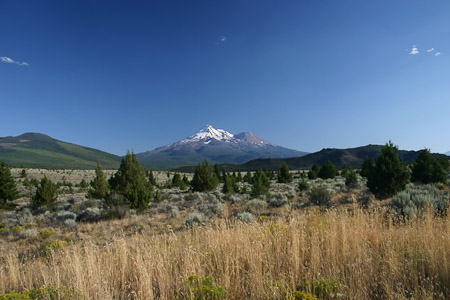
[0,133,121,169]
[172,145,448,172]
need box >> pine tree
[0,161,19,207]
[147,170,157,186]
[318,160,337,179]
[278,162,293,183]
[214,164,222,183]
[222,174,239,195]
[191,160,219,192]
[109,151,153,210]
[360,157,374,178]
[367,141,410,199]
[308,164,319,179]
[32,176,57,207]
[88,161,109,199]
[411,149,447,184]
[251,169,270,197]
[172,173,187,189]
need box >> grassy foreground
[1,209,449,299]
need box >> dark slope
[0,133,121,169]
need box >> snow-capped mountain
[136,125,307,170]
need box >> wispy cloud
[435,52,441,56]
[0,56,29,66]
[427,48,435,52]
[410,45,419,55]
[215,36,227,45]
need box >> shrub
[309,186,331,206]
[367,141,410,199]
[236,212,255,223]
[287,291,319,300]
[278,162,293,183]
[191,160,219,192]
[39,229,56,239]
[318,160,337,179]
[298,178,309,192]
[390,184,449,218]
[222,175,239,195]
[184,275,228,300]
[344,169,358,188]
[108,152,153,210]
[411,149,448,184]
[0,161,19,207]
[298,278,343,299]
[76,207,101,222]
[87,161,109,199]
[32,177,57,207]
[250,169,270,197]
[268,193,288,208]
[247,198,267,210]
[56,211,76,222]
[185,210,207,226]
[0,285,82,300]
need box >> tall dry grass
[1,209,449,299]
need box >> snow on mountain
[137,125,307,170]
[180,125,234,144]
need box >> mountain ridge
[136,125,307,170]
[174,144,448,172]
[0,133,121,169]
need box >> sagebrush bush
[236,212,255,223]
[309,186,331,206]
[390,184,449,218]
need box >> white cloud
[215,36,227,45]
[410,45,419,55]
[0,56,29,66]
[435,52,441,56]
[427,48,435,52]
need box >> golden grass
[1,208,449,299]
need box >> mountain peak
[181,125,234,144]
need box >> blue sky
[1,0,450,155]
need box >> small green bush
[39,229,56,239]
[309,186,331,206]
[184,275,228,300]
[287,291,319,300]
[0,285,82,300]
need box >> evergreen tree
[411,149,447,184]
[147,170,157,186]
[367,141,410,199]
[21,169,27,178]
[108,151,153,210]
[171,173,187,189]
[308,164,319,179]
[214,164,222,182]
[344,169,358,187]
[33,176,57,207]
[243,171,252,183]
[277,162,293,183]
[250,169,270,197]
[237,172,243,182]
[360,157,374,178]
[191,160,219,192]
[222,174,239,195]
[0,161,19,207]
[318,160,337,179]
[88,161,109,199]
[182,175,190,187]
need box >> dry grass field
[1,208,449,299]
